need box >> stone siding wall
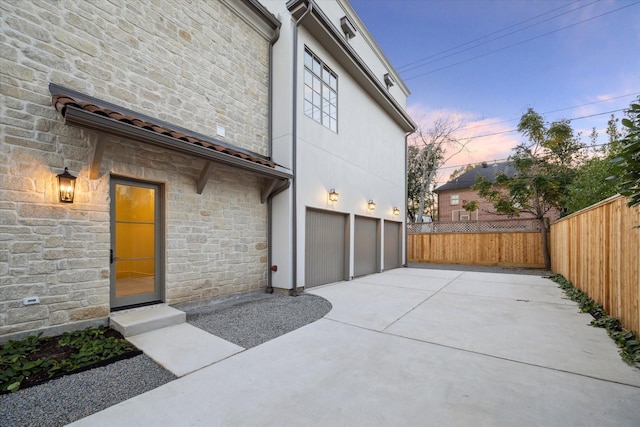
[104,137,269,306]
[0,0,272,340]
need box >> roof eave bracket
[197,161,216,194]
[89,134,107,179]
[261,178,290,203]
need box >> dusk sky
[350,0,640,185]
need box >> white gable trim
[287,0,416,133]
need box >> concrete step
[110,304,186,337]
[126,323,244,376]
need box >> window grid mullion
[303,48,337,133]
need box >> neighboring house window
[450,194,459,205]
[452,209,478,221]
[304,48,337,132]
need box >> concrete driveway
[69,268,640,426]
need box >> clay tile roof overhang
[49,84,292,184]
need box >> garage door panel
[354,216,379,277]
[305,209,347,287]
[384,220,401,270]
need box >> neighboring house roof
[434,161,516,192]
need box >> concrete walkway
[69,268,640,426]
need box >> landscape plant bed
[0,326,141,393]
[550,274,640,367]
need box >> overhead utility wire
[410,107,626,150]
[460,108,626,141]
[399,0,598,73]
[396,0,582,71]
[461,93,640,133]
[544,93,640,116]
[436,158,510,172]
[435,139,615,175]
[410,110,629,168]
[404,1,640,81]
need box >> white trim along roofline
[286,0,416,133]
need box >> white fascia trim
[221,0,281,41]
[287,0,416,133]
[336,0,411,97]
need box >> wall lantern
[57,167,76,203]
[393,207,400,216]
[328,189,339,203]
[367,200,376,211]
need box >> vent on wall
[340,16,357,39]
[384,73,395,89]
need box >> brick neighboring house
[434,161,538,222]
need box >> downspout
[289,2,314,296]
[403,131,410,267]
[267,22,281,293]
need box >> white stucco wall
[265,0,412,289]
[317,0,411,106]
[294,31,408,283]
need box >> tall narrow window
[304,48,338,132]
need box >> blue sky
[350,0,640,182]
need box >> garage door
[354,216,379,277]
[305,209,348,288]
[384,220,401,270]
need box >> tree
[612,99,640,209]
[462,199,478,220]
[407,144,440,222]
[407,117,469,222]
[462,199,478,212]
[473,108,584,269]
[606,114,624,144]
[565,115,624,214]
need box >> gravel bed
[185,292,332,349]
[0,291,331,427]
[0,355,176,427]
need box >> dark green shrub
[0,326,137,393]
[549,274,640,367]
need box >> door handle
[110,249,115,264]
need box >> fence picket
[551,195,640,335]
[407,229,547,268]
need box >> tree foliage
[407,117,469,222]
[462,199,478,212]
[565,116,624,214]
[611,99,640,208]
[566,156,618,213]
[472,108,584,269]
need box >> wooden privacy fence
[551,195,640,335]
[407,230,547,268]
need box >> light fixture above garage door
[329,189,339,203]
